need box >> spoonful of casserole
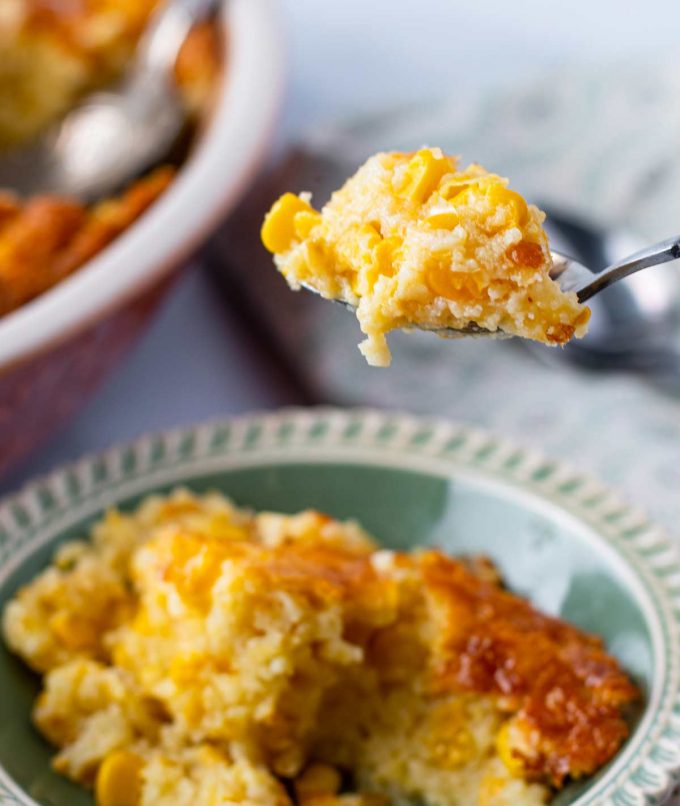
[261,148,679,367]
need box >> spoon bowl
[0,0,217,202]
[540,210,680,373]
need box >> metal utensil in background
[0,0,219,202]
[533,208,680,374]
[212,144,680,386]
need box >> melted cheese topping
[262,149,590,366]
[2,490,635,806]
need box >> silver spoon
[257,147,680,375]
[539,208,680,374]
[0,0,218,203]
[301,234,680,338]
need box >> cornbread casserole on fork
[262,148,590,366]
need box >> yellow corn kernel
[261,193,314,253]
[438,167,486,201]
[294,210,322,240]
[130,609,154,637]
[358,223,382,259]
[426,207,459,229]
[496,721,526,778]
[303,240,332,280]
[169,654,201,686]
[444,185,477,213]
[49,612,99,652]
[426,263,483,303]
[399,149,452,203]
[196,745,226,766]
[424,701,476,768]
[182,691,204,726]
[295,763,342,798]
[95,750,143,806]
[164,532,231,609]
[356,235,399,296]
[111,644,128,670]
[484,184,528,227]
[344,224,382,293]
[438,181,466,201]
[206,513,249,541]
[374,235,400,275]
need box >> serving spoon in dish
[0,0,218,203]
[302,234,680,338]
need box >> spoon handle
[578,235,680,302]
[135,0,220,78]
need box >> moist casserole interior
[3,489,637,806]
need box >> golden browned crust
[157,528,638,788]
[0,167,174,315]
[15,1,220,107]
[20,1,160,52]
[22,2,221,104]
[421,551,638,784]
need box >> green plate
[0,409,678,805]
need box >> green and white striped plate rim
[0,408,678,805]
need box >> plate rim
[0,406,678,806]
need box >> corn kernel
[424,701,476,768]
[95,750,143,806]
[374,236,400,275]
[399,149,452,203]
[426,207,459,229]
[426,264,483,303]
[295,763,342,798]
[438,181,466,201]
[355,235,400,296]
[496,721,526,778]
[484,184,528,227]
[445,185,477,213]
[206,513,248,541]
[261,193,314,253]
[438,173,483,201]
[169,654,200,686]
[294,210,322,240]
[49,612,99,651]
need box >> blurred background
[3,0,680,534]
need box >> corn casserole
[261,148,591,366]
[3,489,637,805]
[0,0,220,149]
[0,0,220,316]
